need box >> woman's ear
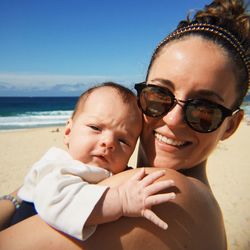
[221,109,244,141]
[64,118,73,146]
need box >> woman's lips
[154,131,190,147]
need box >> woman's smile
[154,131,188,147]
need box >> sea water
[0,94,249,131]
[0,97,77,131]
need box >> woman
[0,0,249,249]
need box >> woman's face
[139,36,243,170]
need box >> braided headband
[155,23,250,85]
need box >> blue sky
[0,0,209,96]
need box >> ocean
[0,95,249,131]
[0,97,77,131]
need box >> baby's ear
[221,109,244,141]
[64,119,73,146]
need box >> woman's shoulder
[94,167,227,250]
[0,167,227,250]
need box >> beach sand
[0,123,249,249]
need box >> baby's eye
[89,125,101,131]
[119,138,130,146]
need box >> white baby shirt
[18,147,111,240]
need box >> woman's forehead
[148,37,237,106]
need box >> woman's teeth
[155,132,186,146]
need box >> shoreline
[0,123,249,249]
[0,124,68,133]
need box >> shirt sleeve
[18,147,74,202]
[18,147,111,240]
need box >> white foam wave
[0,110,73,130]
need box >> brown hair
[146,0,250,108]
[71,82,137,119]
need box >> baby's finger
[129,168,146,181]
[145,192,176,207]
[143,209,168,230]
[140,170,167,187]
[145,179,175,196]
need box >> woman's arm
[0,168,227,250]
[0,190,20,230]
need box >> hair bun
[192,1,249,44]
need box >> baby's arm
[86,168,176,230]
[32,165,109,241]
[34,167,175,240]
[17,147,111,241]
[19,148,175,240]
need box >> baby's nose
[101,133,115,150]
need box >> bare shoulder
[0,168,227,250]
[87,167,227,250]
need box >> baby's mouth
[93,154,109,163]
[154,132,190,147]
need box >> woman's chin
[151,158,184,171]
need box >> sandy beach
[0,122,249,249]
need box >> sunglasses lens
[135,83,232,133]
[139,86,173,117]
[185,102,223,132]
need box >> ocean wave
[1,105,249,131]
[242,105,250,117]
[22,110,73,116]
[0,110,73,130]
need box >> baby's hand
[117,168,176,230]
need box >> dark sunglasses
[134,82,239,133]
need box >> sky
[0,0,209,96]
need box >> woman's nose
[162,103,186,129]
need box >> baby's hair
[71,82,136,119]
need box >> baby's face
[64,87,142,173]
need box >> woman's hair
[71,82,136,119]
[146,0,250,108]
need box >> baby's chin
[88,156,110,169]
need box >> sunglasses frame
[134,82,238,133]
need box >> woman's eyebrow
[151,78,174,88]
[194,89,224,102]
[151,78,224,102]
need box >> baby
[18,82,176,240]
